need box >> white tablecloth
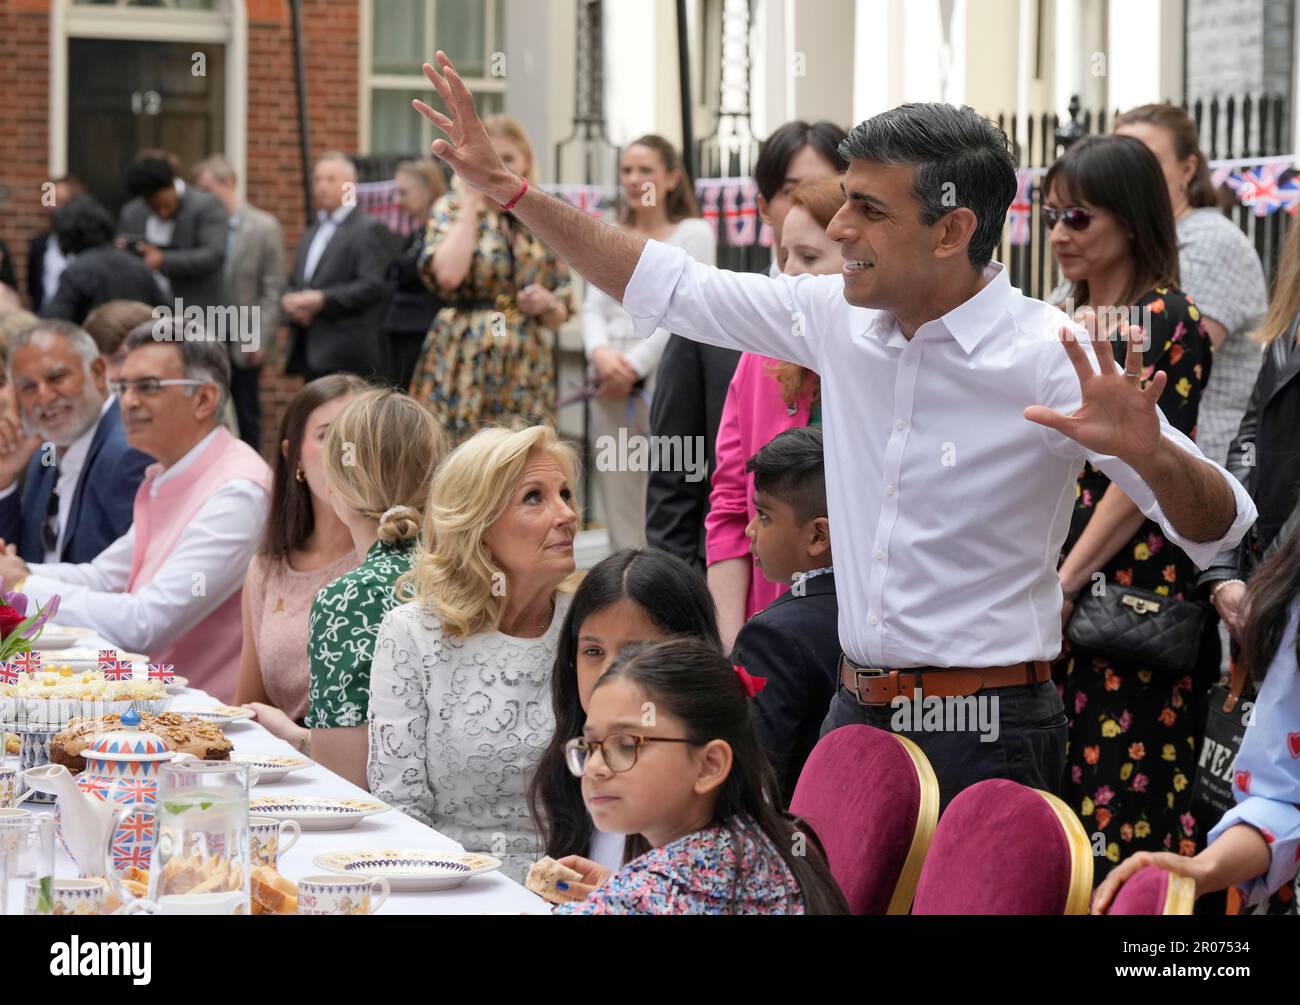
[5,678,550,916]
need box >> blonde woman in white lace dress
[367,424,579,880]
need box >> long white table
[4,681,550,915]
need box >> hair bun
[378,505,421,544]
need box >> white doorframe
[49,0,248,197]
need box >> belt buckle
[852,667,888,706]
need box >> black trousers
[820,677,1068,811]
[230,365,262,451]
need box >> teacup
[248,815,301,869]
[0,768,18,809]
[298,875,390,916]
[26,878,107,916]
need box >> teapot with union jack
[22,707,195,877]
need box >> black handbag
[1189,658,1253,823]
[1066,584,1210,674]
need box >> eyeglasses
[109,378,209,398]
[1043,207,1094,231]
[564,733,694,777]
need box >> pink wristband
[501,177,528,213]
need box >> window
[363,0,506,155]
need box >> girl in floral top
[552,638,847,915]
[1046,136,1216,884]
[255,390,446,788]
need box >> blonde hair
[321,390,448,548]
[1253,219,1300,345]
[401,425,580,639]
[483,115,538,184]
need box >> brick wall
[0,0,366,461]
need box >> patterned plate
[231,752,314,784]
[169,703,256,725]
[311,850,503,891]
[249,796,390,831]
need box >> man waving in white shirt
[412,53,1255,806]
[0,318,271,703]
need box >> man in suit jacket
[26,175,85,314]
[645,334,740,569]
[727,426,838,803]
[117,155,228,312]
[194,155,285,450]
[281,152,395,380]
[0,320,151,564]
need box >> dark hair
[124,156,176,199]
[1240,516,1300,684]
[755,120,850,203]
[1113,103,1220,209]
[840,103,1018,269]
[746,426,827,524]
[594,638,849,915]
[50,196,115,255]
[1044,134,1180,309]
[619,135,700,225]
[528,548,721,863]
[260,374,373,561]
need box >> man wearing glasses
[0,320,151,565]
[0,318,271,703]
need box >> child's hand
[553,855,611,901]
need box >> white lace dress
[366,592,572,882]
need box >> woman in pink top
[235,375,367,720]
[705,178,842,648]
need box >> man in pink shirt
[0,317,271,702]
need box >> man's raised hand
[1023,315,1165,465]
[414,52,519,204]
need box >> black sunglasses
[1043,207,1094,231]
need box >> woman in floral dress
[413,115,574,443]
[1046,135,1217,884]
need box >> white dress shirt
[303,205,354,283]
[47,396,117,562]
[23,427,268,654]
[42,237,69,306]
[622,241,1257,669]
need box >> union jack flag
[147,663,175,684]
[111,837,152,870]
[1227,164,1300,217]
[97,649,119,672]
[0,661,19,685]
[102,660,132,682]
[1007,169,1034,246]
[11,651,40,675]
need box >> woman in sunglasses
[1047,134,1216,885]
[550,638,847,914]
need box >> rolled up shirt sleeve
[1206,604,1300,905]
[621,239,838,370]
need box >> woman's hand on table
[243,702,307,748]
[552,854,611,902]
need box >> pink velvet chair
[789,725,939,914]
[1104,865,1196,915]
[911,778,1093,914]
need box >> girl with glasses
[550,638,847,915]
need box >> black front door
[68,38,226,214]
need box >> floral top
[367,591,572,882]
[305,540,415,729]
[554,817,807,915]
[1207,599,1300,906]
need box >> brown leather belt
[839,654,1052,707]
